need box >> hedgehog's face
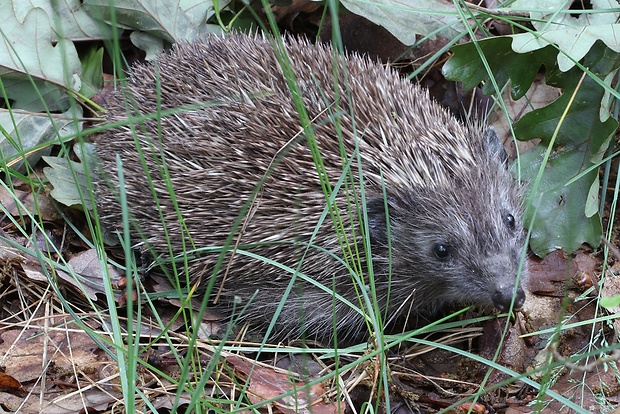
[366,166,527,315]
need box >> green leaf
[442,37,556,100]
[43,153,92,209]
[340,0,468,44]
[79,47,104,99]
[585,179,599,219]
[129,32,166,61]
[0,78,72,112]
[0,5,82,111]
[0,108,82,173]
[600,295,620,309]
[521,143,602,256]
[509,0,620,72]
[83,0,227,44]
[12,0,113,41]
[515,42,620,256]
[515,42,620,152]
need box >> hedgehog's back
[93,33,526,342]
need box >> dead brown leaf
[0,327,107,383]
[0,371,22,393]
[0,186,60,221]
[226,354,342,414]
[0,387,119,413]
[65,248,122,298]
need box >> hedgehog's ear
[483,128,508,165]
[366,196,398,246]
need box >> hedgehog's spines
[94,33,527,343]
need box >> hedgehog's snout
[481,253,527,312]
[491,284,526,312]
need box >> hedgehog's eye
[433,243,452,261]
[503,213,516,230]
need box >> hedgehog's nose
[492,285,526,312]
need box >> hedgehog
[93,33,528,343]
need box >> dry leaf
[227,355,341,414]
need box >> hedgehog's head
[365,128,527,315]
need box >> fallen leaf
[65,248,122,299]
[0,372,22,393]
[226,355,341,414]
[0,328,106,383]
[0,186,60,221]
